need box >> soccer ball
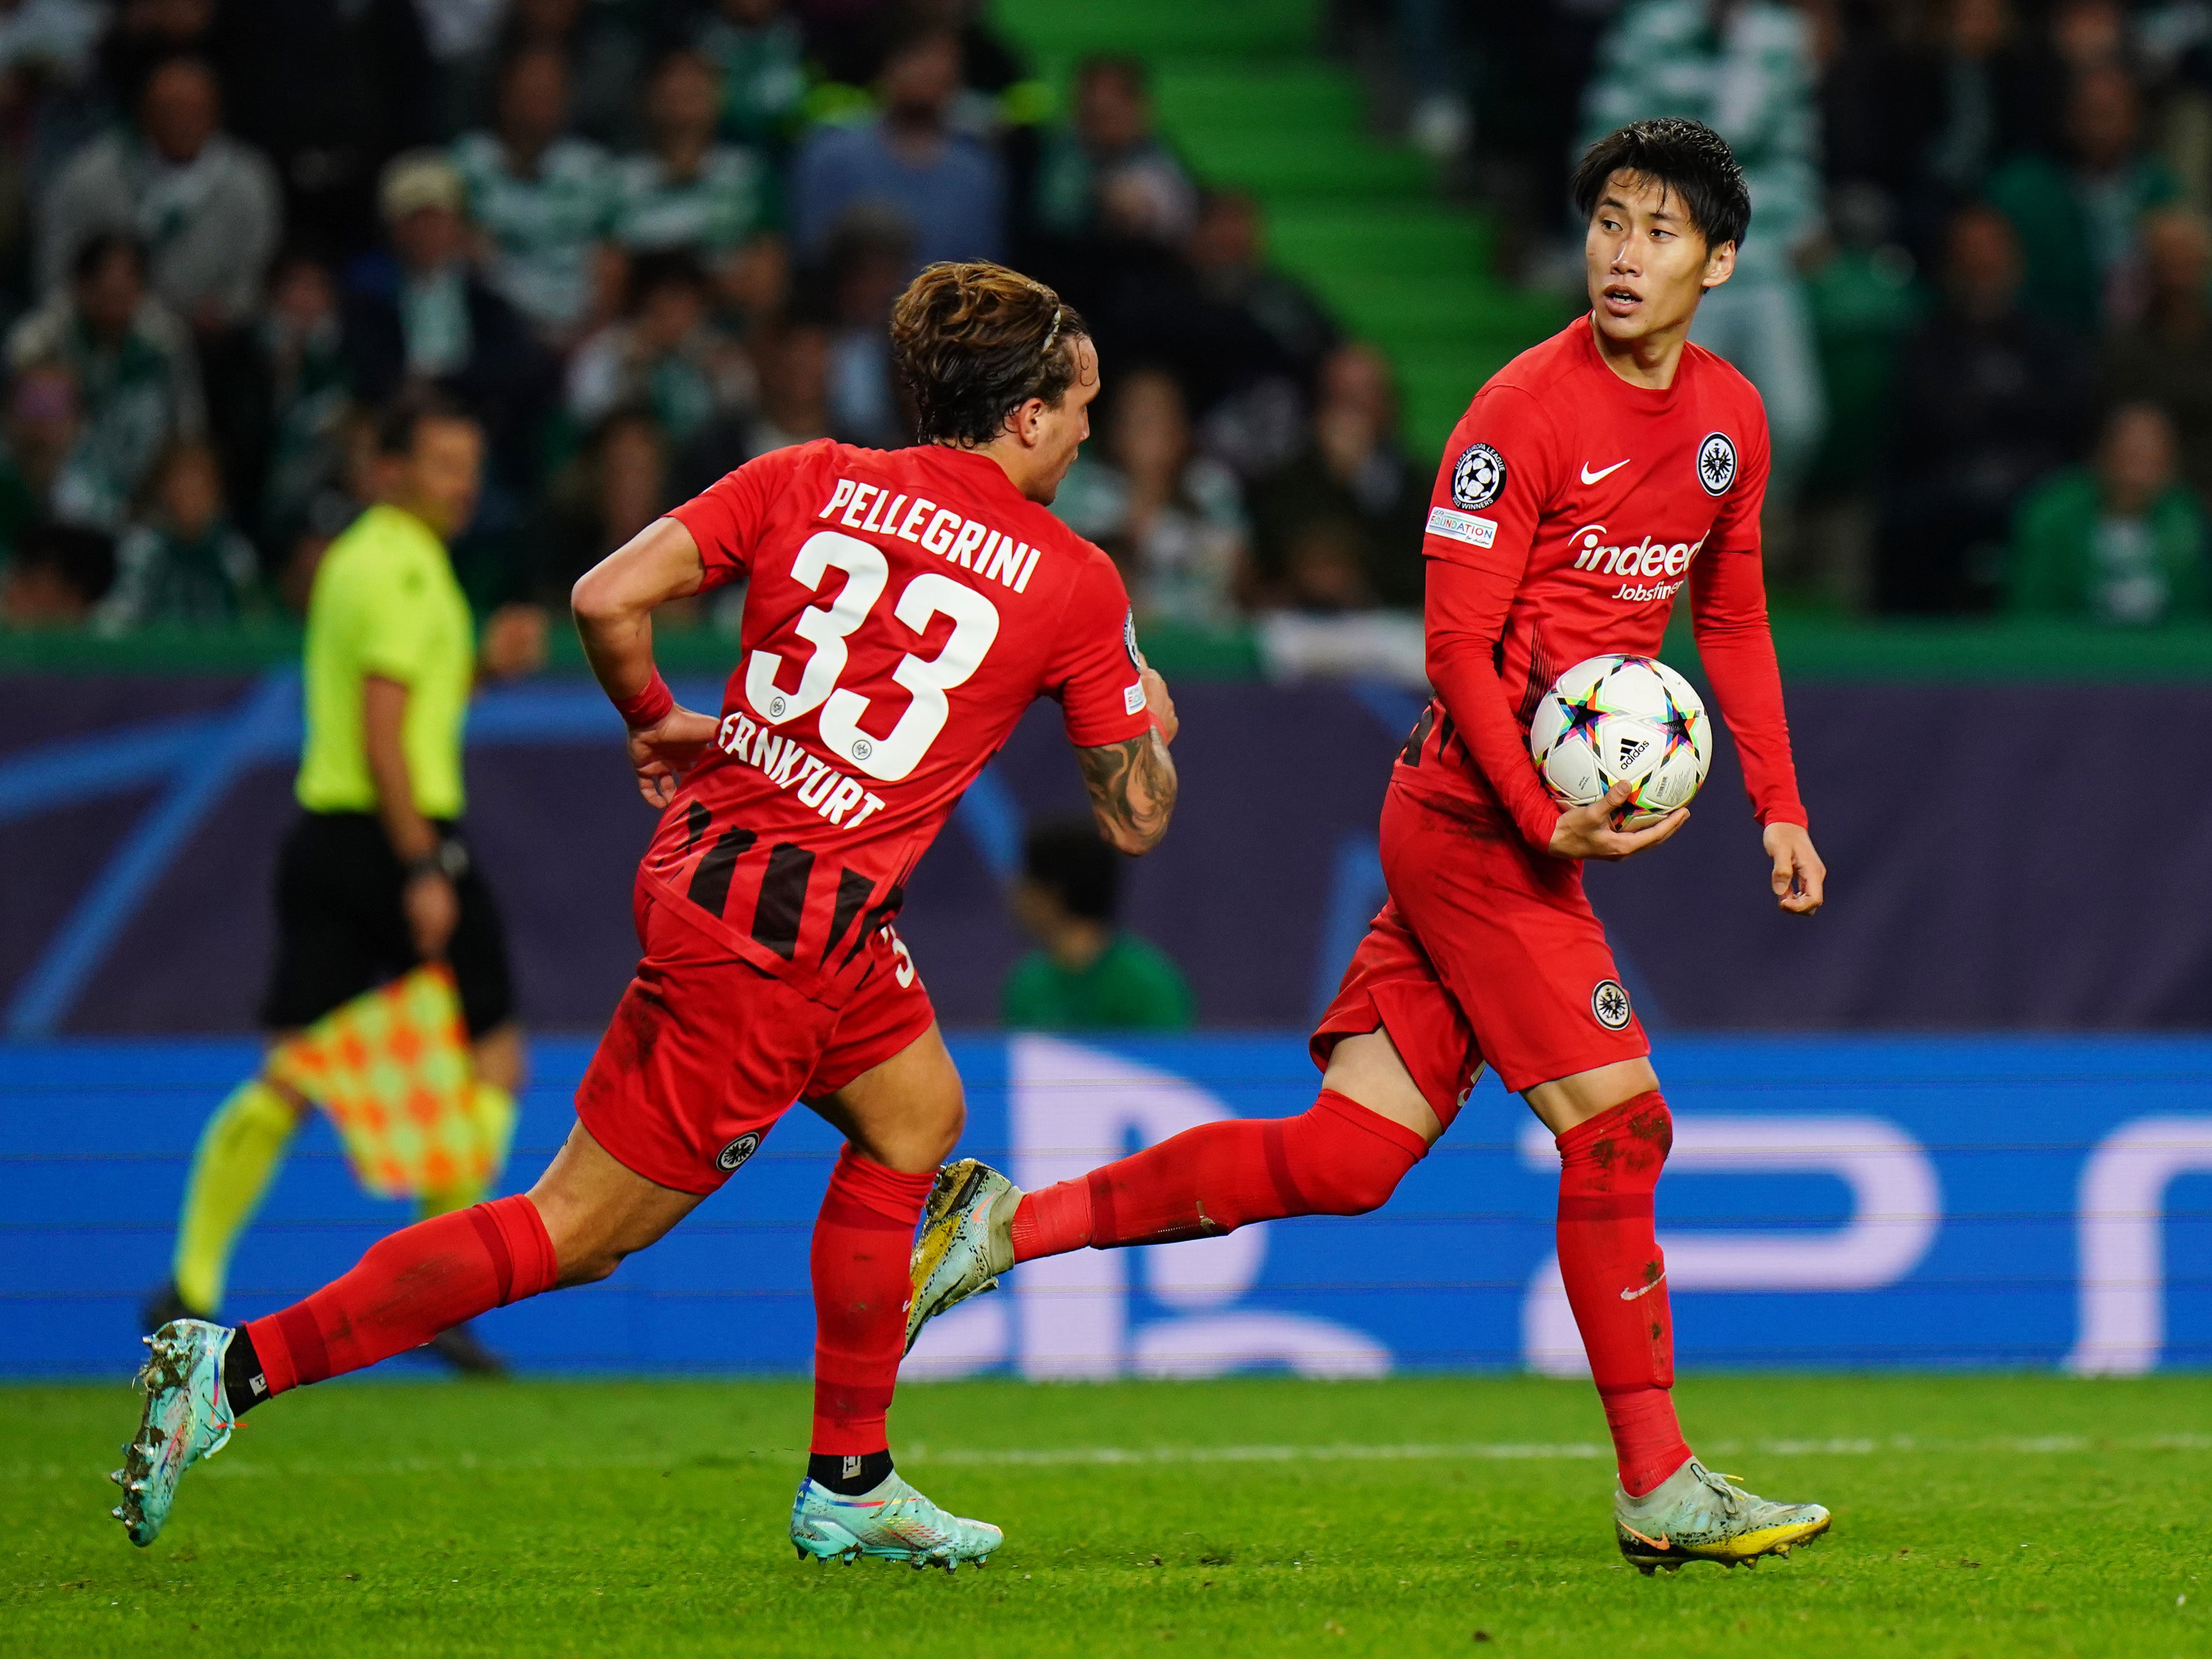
[1526,655,1711,831]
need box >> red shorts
[575,877,937,1195]
[1312,784,1648,1120]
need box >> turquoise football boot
[111,1320,240,1547]
[790,1473,1003,1570]
[1616,1458,1830,1572]
[905,1158,1021,1357]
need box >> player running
[907,118,1832,1572]
[110,262,1179,1570]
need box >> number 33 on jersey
[639,439,1152,998]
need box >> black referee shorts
[259,812,515,1039]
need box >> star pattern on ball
[1560,681,1613,747]
[1659,687,1699,760]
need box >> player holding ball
[911,116,1831,1571]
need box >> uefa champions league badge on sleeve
[1452,443,1506,509]
[1696,432,1737,495]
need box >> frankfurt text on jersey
[714,708,887,830]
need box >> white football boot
[790,1473,1002,1570]
[905,1158,1021,1357]
[1615,1457,1830,1572]
[111,1320,240,1546]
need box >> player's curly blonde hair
[890,261,1090,446]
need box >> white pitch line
[901,1432,2212,1466]
[10,1432,2209,1485]
[901,1441,1608,1466]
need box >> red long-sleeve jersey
[1392,315,1807,849]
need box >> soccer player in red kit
[110,264,1181,1568]
[907,118,1832,1571]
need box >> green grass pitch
[5,1373,2207,1657]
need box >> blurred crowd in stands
[2,0,2203,648]
[1347,0,2212,622]
[0,0,1428,651]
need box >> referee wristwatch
[404,839,470,883]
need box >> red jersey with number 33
[643,439,1150,1004]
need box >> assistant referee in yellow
[145,392,545,1373]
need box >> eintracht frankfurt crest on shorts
[1591,979,1633,1030]
[717,1131,762,1172]
[1696,432,1737,495]
[1452,442,1506,509]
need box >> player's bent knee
[548,1216,665,1287]
[1277,1102,1425,1217]
[898,1085,965,1163]
[922,1095,966,1163]
[1294,1144,1414,1216]
[1526,1060,1664,1138]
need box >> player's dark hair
[1023,818,1120,923]
[891,261,1091,446]
[1572,117,1751,252]
[374,389,477,458]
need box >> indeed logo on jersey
[1570,523,1706,599]
[819,478,1042,592]
[714,708,888,830]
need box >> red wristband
[613,669,674,729]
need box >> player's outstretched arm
[1076,668,1179,854]
[574,517,722,807]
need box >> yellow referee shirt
[295,504,475,819]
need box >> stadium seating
[995,0,1571,456]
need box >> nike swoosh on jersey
[1580,458,1631,485]
[1620,1267,1668,1301]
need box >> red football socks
[1009,1173,1094,1261]
[810,1146,935,1456]
[243,1193,557,1396]
[1553,1091,1693,1497]
[1009,1090,1428,1261]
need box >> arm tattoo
[1076,729,1178,852]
